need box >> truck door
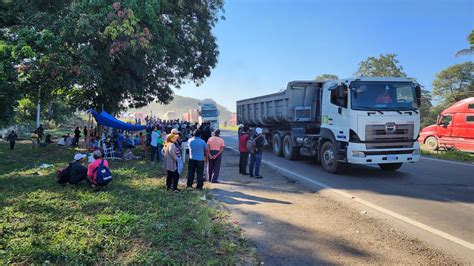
[325,84,349,142]
[436,114,453,142]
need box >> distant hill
[130,95,233,124]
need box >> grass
[421,146,474,163]
[0,141,253,264]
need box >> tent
[90,110,146,131]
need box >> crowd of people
[5,117,268,191]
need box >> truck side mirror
[336,84,347,108]
[415,85,422,107]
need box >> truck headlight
[412,149,420,155]
[352,151,366,158]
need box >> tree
[354,53,406,77]
[315,74,338,81]
[455,30,474,56]
[0,0,225,118]
[420,89,437,128]
[432,62,474,107]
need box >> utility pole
[36,86,41,128]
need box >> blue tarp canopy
[90,110,146,131]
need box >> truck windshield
[201,109,218,117]
[350,81,418,111]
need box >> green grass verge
[0,142,253,264]
[421,148,474,163]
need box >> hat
[255,128,263,134]
[74,153,86,161]
[167,133,179,142]
[93,150,102,158]
[171,128,180,134]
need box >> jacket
[239,133,249,153]
[163,143,178,171]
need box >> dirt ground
[206,150,465,265]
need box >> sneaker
[211,181,220,184]
[173,189,180,193]
[255,175,263,179]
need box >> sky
[176,0,473,112]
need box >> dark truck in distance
[237,78,422,173]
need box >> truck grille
[365,124,414,149]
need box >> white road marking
[421,156,474,167]
[226,146,474,251]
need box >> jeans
[249,153,262,177]
[208,150,222,182]
[239,152,249,173]
[166,170,179,190]
[187,159,205,189]
[10,141,15,150]
[150,145,163,161]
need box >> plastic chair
[102,142,115,160]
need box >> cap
[93,150,102,158]
[255,128,263,134]
[74,153,86,161]
[238,124,244,128]
[171,128,180,134]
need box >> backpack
[247,135,262,153]
[93,159,112,186]
[56,164,71,184]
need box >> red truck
[419,97,474,152]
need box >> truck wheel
[272,134,283,157]
[378,163,403,171]
[283,135,299,160]
[320,141,345,174]
[425,136,438,151]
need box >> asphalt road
[220,130,474,258]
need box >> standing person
[206,129,225,183]
[150,126,160,162]
[238,126,250,175]
[7,130,18,150]
[36,124,44,144]
[139,132,147,159]
[83,126,89,147]
[202,122,212,144]
[162,133,180,192]
[187,129,207,189]
[73,126,81,147]
[249,127,265,179]
[31,130,39,149]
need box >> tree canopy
[432,62,474,106]
[354,53,406,77]
[0,0,224,116]
[315,74,338,81]
[455,30,474,56]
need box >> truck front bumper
[346,142,420,164]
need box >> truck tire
[320,141,346,174]
[283,135,299,160]
[425,136,438,151]
[272,133,283,157]
[378,163,403,171]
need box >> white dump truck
[198,99,220,129]
[237,77,422,173]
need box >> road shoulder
[208,149,465,264]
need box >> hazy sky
[175,0,473,112]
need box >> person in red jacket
[238,126,250,175]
